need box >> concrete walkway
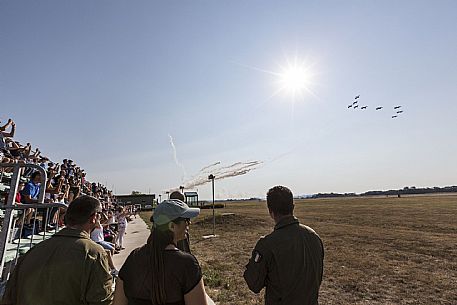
[112,216,150,270]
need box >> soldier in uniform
[244,186,324,305]
[1,195,113,305]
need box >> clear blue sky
[1,1,457,199]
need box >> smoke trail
[166,150,294,192]
[181,160,263,189]
[199,161,221,173]
[168,134,187,181]
[267,149,295,163]
[180,161,220,186]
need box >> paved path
[112,216,150,270]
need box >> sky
[1,0,457,199]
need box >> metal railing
[0,202,67,279]
[0,163,67,282]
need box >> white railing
[0,163,66,285]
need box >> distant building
[116,194,156,210]
[184,191,200,207]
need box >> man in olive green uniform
[244,186,324,305]
[1,195,113,305]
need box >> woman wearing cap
[114,199,209,305]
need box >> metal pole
[208,174,215,236]
[212,177,215,236]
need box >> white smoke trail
[168,134,187,181]
[198,161,221,173]
[181,160,263,189]
[165,148,297,192]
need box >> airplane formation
[347,95,404,119]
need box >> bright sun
[276,62,314,99]
[279,66,311,96]
[233,56,317,101]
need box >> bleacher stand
[0,116,121,295]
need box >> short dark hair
[65,195,100,226]
[31,171,41,180]
[169,191,185,201]
[266,185,294,216]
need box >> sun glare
[279,65,311,96]
[232,56,317,101]
[274,58,316,100]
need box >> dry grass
[141,195,457,305]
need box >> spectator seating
[0,116,117,290]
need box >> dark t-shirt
[119,245,202,305]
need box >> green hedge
[201,203,224,209]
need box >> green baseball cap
[153,199,200,226]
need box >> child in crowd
[90,211,118,276]
[115,207,128,250]
[15,182,34,227]
[103,210,118,243]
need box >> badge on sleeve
[253,251,263,263]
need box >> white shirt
[90,226,104,243]
[107,216,116,225]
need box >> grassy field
[141,195,457,305]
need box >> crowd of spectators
[1,117,113,207]
[0,117,134,275]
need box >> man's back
[244,216,324,305]
[2,228,113,305]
